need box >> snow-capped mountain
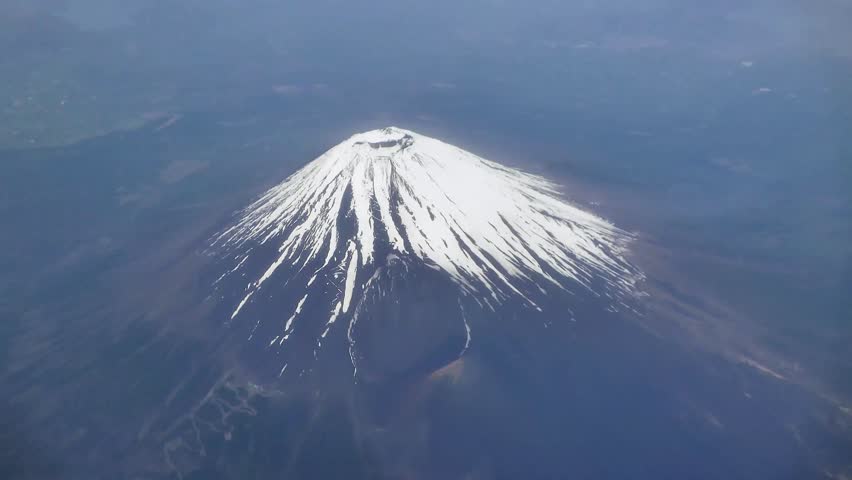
[209,127,641,379]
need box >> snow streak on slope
[211,127,640,358]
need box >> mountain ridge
[208,127,641,379]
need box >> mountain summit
[209,127,640,379]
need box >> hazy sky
[3,0,851,148]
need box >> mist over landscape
[1,1,851,479]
